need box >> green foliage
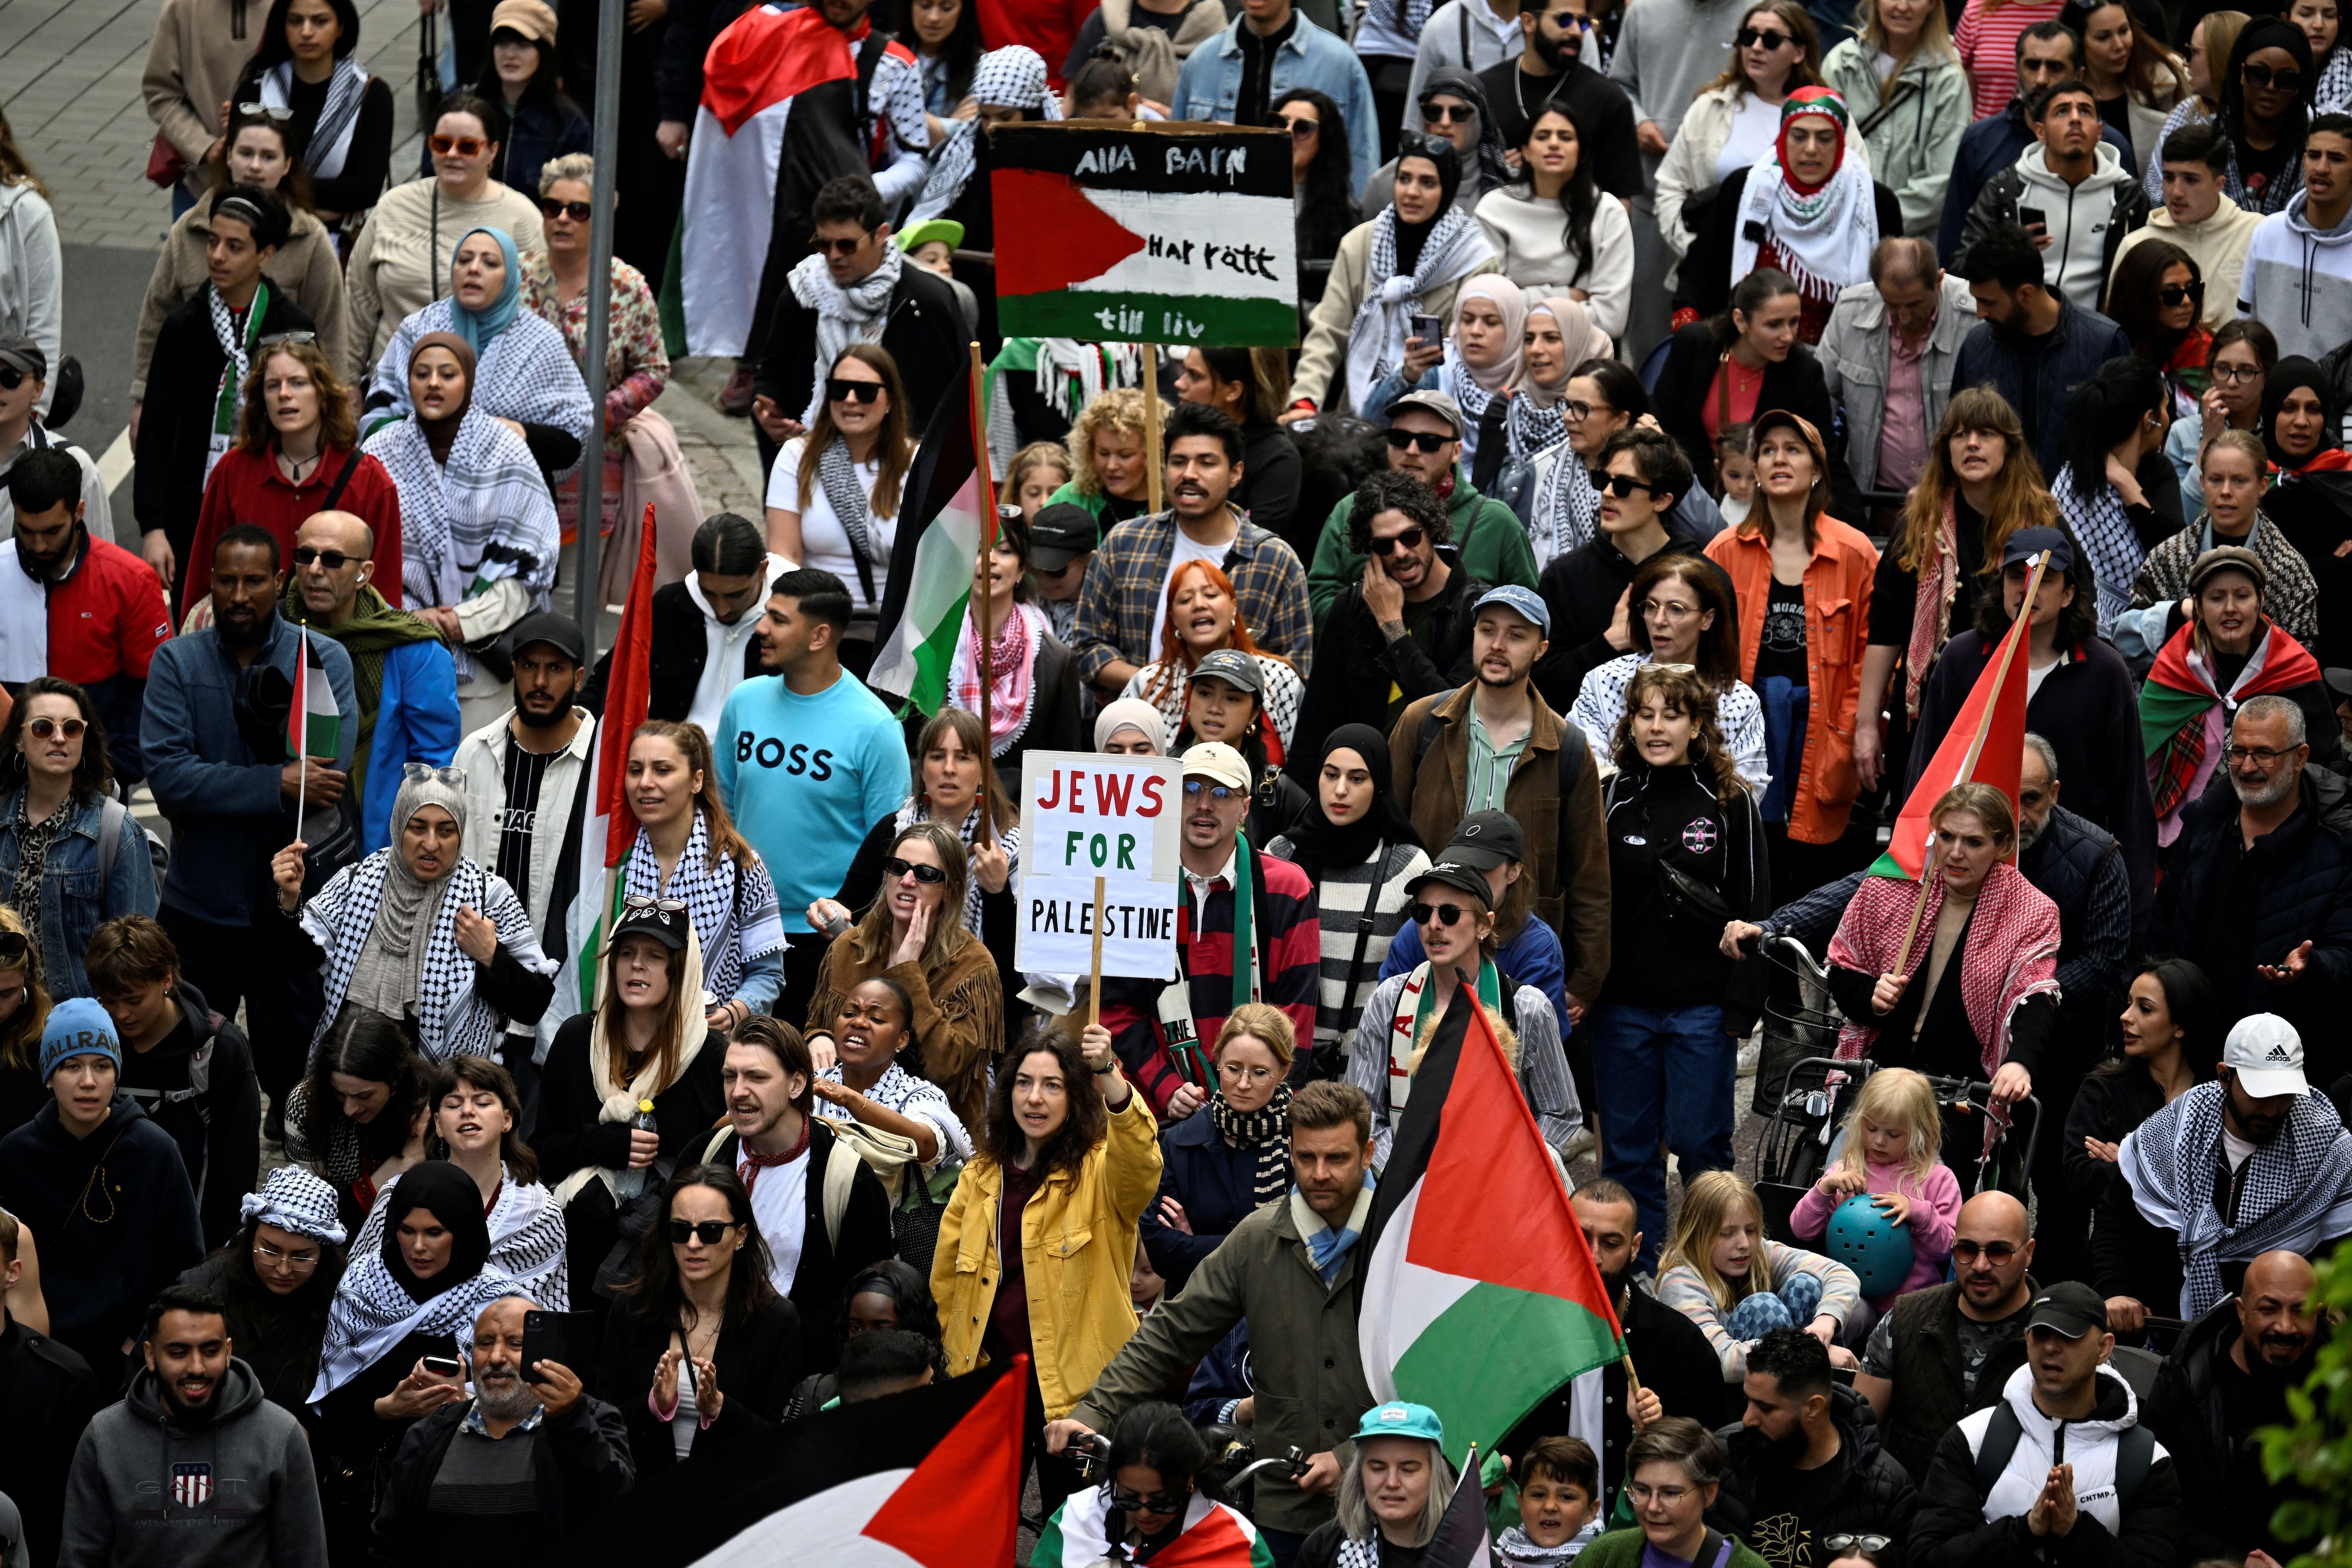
[2257,1237,2352,1568]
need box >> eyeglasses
[402,763,465,789]
[2209,362,2265,384]
[540,197,594,221]
[1562,400,1612,423]
[810,234,869,257]
[827,377,885,405]
[1182,779,1240,800]
[1949,1239,2022,1261]
[292,546,362,571]
[1589,470,1659,497]
[2157,281,2206,306]
[1735,25,1795,47]
[235,101,295,121]
[1110,1487,1187,1515]
[2226,744,2298,766]
[1368,528,1427,555]
[1386,429,1453,453]
[1628,1482,1696,1504]
[429,134,489,157]
[2242,61,2304,91]
[254,1239,322,1270]
[1217,1059,1278,1083]
[1823,1537,1893,1557]
[1422,103,1475,124]
[1279,115,1319,139]
[1411,900,1473,926]
[27,716,85,740]
[1641,598,1701,621]
[666,1218,738,1246]
[258,331,318,348]
[882,856,948,883]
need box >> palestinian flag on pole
[286,623,340,760]
[989,123,1300,347]
[866,356,994,716]
[559,505,659,1014]
[1863,549,2049,880]
[1359,986,1624,1470]
[1035,1490,1274,1567]
[1427,1442,1499,1568]
[547,1359,1023,1567]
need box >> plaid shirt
[460,1399,547,1437]
[1072,508,1315,687]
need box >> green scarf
[288,582,447,799]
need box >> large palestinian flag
[1358,987,1623,1469]
[543,1358,1023,1566]
[866,351,993,716]
[987,123,1299,348]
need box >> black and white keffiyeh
[1528,446,1600,569]
[206,280,267,486]
[910,47,1065,225]
[302,849,554,1063]
[816,434,886,581]
[817,1059,974,1170]
[2322,45,2352,112]
[787,244,906,426]
[309,1166,570,1405]
[2050,462,2145,633]
[2119,1079,2352,1317]
[259,58,372,178]
[1504,389,1567,465]
[368,299,593,465]
[892,796,1022,938]
[367,408,560,625]
[1363,0,1438,46]
[1346,204,1494,412]
[622,809,786,1007]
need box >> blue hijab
[448,226,523,359]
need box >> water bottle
[614,1098,657,1199]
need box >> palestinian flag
[867,358,994,716]
[1427,1442,1499,1568]
[286,623,341,761]
[559,506,659,1014]
[1358,987,1623,1470]
[2139,614,2320,821]
[988,123,1299,348]
[1864,549,2045,880]
[1035,1490,1274,1567]
[543,1358,1022,1566]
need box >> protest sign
[986,122,1297,348]
[1016,750,1184,985]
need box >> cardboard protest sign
[1015,751,1184,981]
[987,121,1297,347]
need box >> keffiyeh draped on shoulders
[2050,462,2149,633]
[366,406,561,619]
[1730,88,1879,308]
[260,58,372,179]
[623,809,786,1005]
[909,47,1063,224]
[370,297,594,461]
[1345,204,1495,413]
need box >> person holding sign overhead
[1097,743,1322,1118]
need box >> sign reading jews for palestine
[1016,750,1185,980]
[986,121,1299,348]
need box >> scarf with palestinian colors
[1729,88,1879,309]
[207,278,270,486]
[2139,619,2320,829]
[1386,956,1503,1120]
[1034,1484,1274,1567]
[983,339,1143,470]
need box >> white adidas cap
[2223,1013,2307,1098]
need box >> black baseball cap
[0,334,44,381]
[1444,810,1526,871]
[2024,1281,2108,1339]
[507,611,587,665]
[2000,526,2076,576]
[612,899,690,952]
[1030,503,1100,573]
[1405,860,1494,907]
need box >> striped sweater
[1655,1242,1864,1384]
[1263,836,1430,1058]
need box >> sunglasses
[1950,1239,2022,1261]
[258,330,318,348]
[28,716,85,741]
[827,377,885,404]
[1279,115,1319,139]
[1386,429,1452,453]
[1368,528,1428,555]
[1183,779,1241,800]
[235,101,295,121]
[429,134,488,156]
[2242,61,2304,91]
[1423,103,1474,124]
[402,762,466,788]
[2157,281,2206,306]
[1411,900,1475,926]
[292,545,361,570]
[666,1218,738,1246]
[1110,1488,1186,1515]
[1736,25,1795,47]
[1589,470,1659,497]
[540,197,593,221]
[623,894,689,914]
[0,930,24,964]
[1823,1537,1892,1557]
[882,856,947,883]
[0,365,25,391]
[811,234,868,257]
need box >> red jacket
[970,0,1093,84]
[188,445,404,612]
[42,532,172,780]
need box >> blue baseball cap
[40,997,121,1082]
[1473,584,1550,637]
[1353,1401,1446,1445]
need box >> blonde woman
[1823,0,1969,237]
[1044,387,1152,528]
[2141,11,2252,205]
[1655,1170,1861,1382]
[1786,1067,1962,1314]
[1654,0,1826,258]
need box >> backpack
[96,793,169,886]
[1973,1403,2157,1513]
[702,1125,864,1252]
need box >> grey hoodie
[2239,190,2352,360]
[57,1359,326,1568]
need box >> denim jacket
[1169,13,1381,196]
[0,788,161,997]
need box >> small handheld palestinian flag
[286,622,340,762]
[1034,1489,1273,1567]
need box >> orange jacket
[1705,517,1880,844]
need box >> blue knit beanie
[40,997,121,1082]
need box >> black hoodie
[116,980,261,1250]
[0,1093,203,1377]
[1709,1384,1923,1568]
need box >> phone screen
[2019,207,2048,229]
[1409,312,1443,343]
[421,1356,465,1379]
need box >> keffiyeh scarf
[370,299,593,458]
[366,410,559,672]
[950,599,1047,756]
[260,58,371,178]
[787,243,906,426]
[2118,1080,2352,1317]
[2050,463,2147,633]
[206,279,269,486]
[893,796,1022,938]
[309,1168,570,1404]
[1363,0,1438,46]
[303,848,554,1062]
[1209,1083,1293,1206]
[909,47,1064,225]
[984,338,1143,470]
[623,809,785,1005]
[1529,448,1601,569]
[2139,620,2321,830]
[817,434,885,589]
[1730,88,1879,309]
[1904,499,1962,720]
[1346,204,1494,413]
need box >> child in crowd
[1001,440,1074,519]
[1714,423,1756,526]
[1498,1436,1605,1566]
[1788,1067,1963,1318]
[1655,1170,1862,1383]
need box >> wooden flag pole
[1142,359,1165,515]
[1087,875,1107,1029]
[1622,1353,1645,1403]
[1894,548,2051,973]
[969,341,999,845]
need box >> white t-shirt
[1716,92,1784,182]
[1151,526,1232,664]
[767,438,897,611]
[746,1148,812,1296]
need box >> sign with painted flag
[1015,750,1184,979]
[559,505,660,1014]
[547,1358,1024,1566]
[1358,987,1624,1471]
[867,350,993,715]
[1865,549,2048,881]
[287,624,341,760]
[988,122,1298,346]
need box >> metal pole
[574,0,625,631]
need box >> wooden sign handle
[1088,874,1106,1029]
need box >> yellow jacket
[930,1092,1165,1418]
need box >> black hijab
[1280,724,1422,871]
[380,1160,492,1303]
[1391,136,1462,278]
[2222,17,2315,146]
[2260,355,2336,470]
